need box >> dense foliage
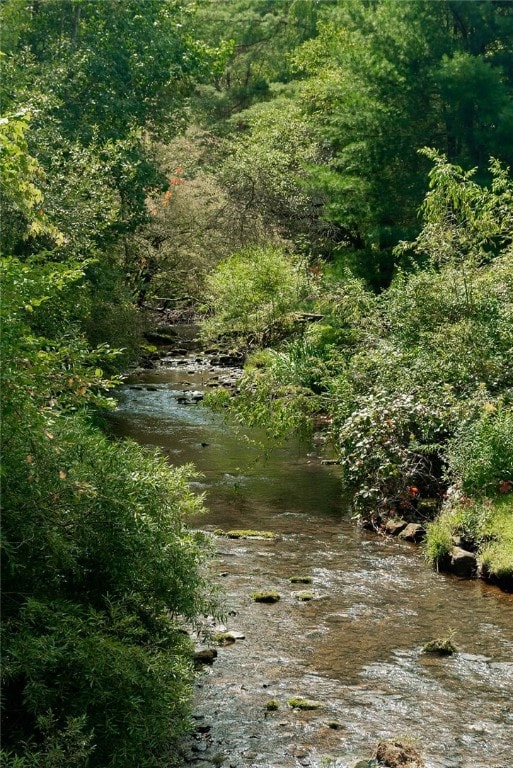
[0,219,208,768]
[2,2,513,764]
[1,5,215,765]
[206,152,513,583]
[1,251,214,767]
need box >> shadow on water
[108,358,513,768]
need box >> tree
[0,0,219,354]
[291,0,513,285]
[192,0,323,121]
[1,0,207,142]
[219,93,329,255]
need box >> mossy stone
[422,636,458,655]
[251,590,281,603]
[295,591,314,601]
[287,697,321,710]
[225,529,276,539]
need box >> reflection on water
[108,361,513,768]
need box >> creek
[107,343,513,768]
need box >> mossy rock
[223,529,276,539]
[289,576,312,584]
[294,591,314,601]
[422,636,458,656]
[212,632,239,645]
[213,630,245,642]
[287,697,321,710]
[251,590,281,603]
[265,699,280,711]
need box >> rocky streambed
[108,336,513,768]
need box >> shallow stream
[108,350,513,768]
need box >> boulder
[398,523,426,542]
[194,648,218,666]
[385,518,408,536]
[450,547,478,578]
[375,739,424,767]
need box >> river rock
[213,630,245,643]
[374,738,425,767]
[385,518,408,536]
[450,547,478,578]
[398,523,425,542]
[194,648,218,666]
[177,390,204,405]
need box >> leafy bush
[423,516,454,563]
[338,389,454,515]
[202,244,312,344]
[446,405,513,497]
[212,337,334,441]
[1,404,213,767]
[1,257,214,767]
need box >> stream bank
[108,331,513,768]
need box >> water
[108,353,513,768]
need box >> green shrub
[446,405,513,497]
[423,516,454,563]
[337,389,454,515]
[479,496,513,579]
[1,404,213,767]
[1,258,214,766]
[0,713,93,767]
[480,542,513,579]
[201,245,312,344]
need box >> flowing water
[108,348,513,768]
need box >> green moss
[212,632,236,644]
[287,697,321,710]
[222,529,276,539]
[423,632,458,656]
[265,699,280,711]
[294,590,314,601]
[251,590,281,603]
[289,576,312,584]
